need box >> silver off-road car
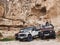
[15,26,40,41]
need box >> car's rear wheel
[27,34,33,41]
[50,31,56,39]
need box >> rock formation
[0,0,59,31]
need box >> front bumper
[18,34,28,40]
[19,37,27,40]
[44,33,50,36]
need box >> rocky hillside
[0,0,59,31]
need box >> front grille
[20,34,26,36]
[43,31,50,34]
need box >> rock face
[0,0,59,30]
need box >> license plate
[20,37,24,39]
[44,34,49,36]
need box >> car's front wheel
[15,37,18,40]
[38,32,44,39]
[15,33,18,40]
[27,34,33,41]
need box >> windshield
[20,27,33,33]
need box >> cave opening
[35,4,41,7]
[40,6,46,15]
[44,0,46,1]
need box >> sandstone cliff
[0,0,59,31]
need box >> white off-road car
[15,26,40,41]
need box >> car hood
[18,31,30,35]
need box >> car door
[31,28,38,36]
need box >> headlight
[50,31,52,32]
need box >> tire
[50,31,56,39]
[38,32,41,37]
[27,34,33,41]
[15,37,18,40]
[52,31,56,39]
[19,39,23,41]
[52,36,56,39]
[15,33,18,40]
[40,36,44,40]
[38,32,44,39]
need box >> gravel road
[0,39,60,45]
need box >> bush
[57,31,60,36]
[0,38,15,41]
[0,33,3,37]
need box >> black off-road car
[38,22,56,39]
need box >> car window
[20,27,34,32]
[35,29,39,31]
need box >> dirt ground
[0,39,60,45]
